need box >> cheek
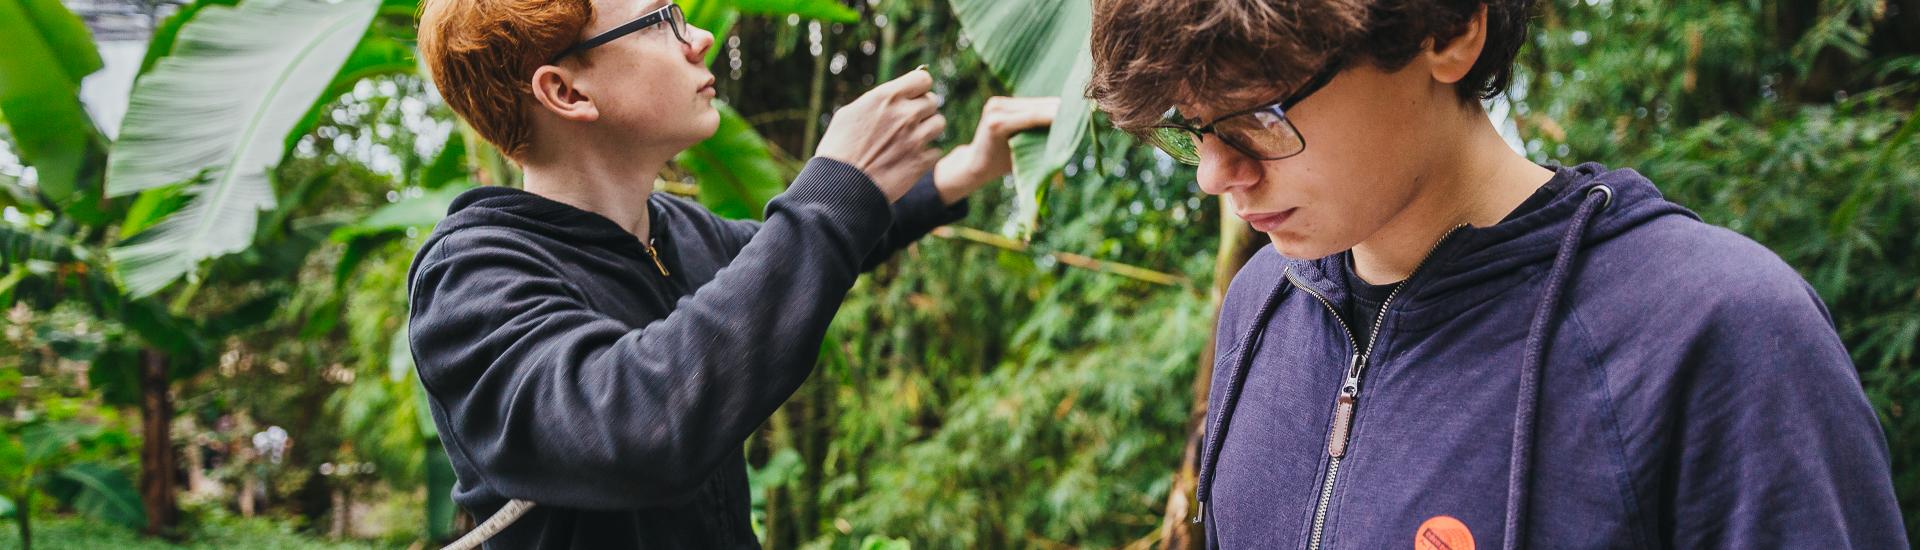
[1251,150,1415,259]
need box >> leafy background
[1,0,1916,548]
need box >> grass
[0,514,397,550]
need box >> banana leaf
[0,0,108,209]
[949,0,1094,238]
[105,0,382,297]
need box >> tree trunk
[239,470,257,518]
[1157,204,1265,549]
[138,348,179,537]
[330,485,348,539]
[16,490,32,550]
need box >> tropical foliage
[1,0,1914,547]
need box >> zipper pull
[1327,353,1366,458]
[1190,500,1205,524]
[643,239,671,277]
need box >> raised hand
[814,69,947,202]
[932,96,1061,204]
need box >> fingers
[874,69,934,100]
[916,147,945,170]
[980,96,1061,139]
[902,92,941,123]
[909,113,948,146]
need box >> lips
[698,75,717,96]
[1238,208,1296,232]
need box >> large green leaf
[418,130,469,189]
[0,224,86,264]
[685,0,859,62]
[329,182,472,287]
[51,462,145,529]
[0,0,108,207]
[285,28,417,154]
[105,0,381,297]
[727,0,857,23]
[949,0,1094,237]
[677,103,788,219]
[330,183,475,243]
[136,0,243,78]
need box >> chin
[695,108,721,138]
[1265,232,1348,261]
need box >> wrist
[933,153,981,205]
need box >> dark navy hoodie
[1197,164,1907,548]
[407,159,964,548]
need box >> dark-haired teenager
[1087,0,1907,547]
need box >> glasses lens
[1143,126,1202,165]
[667,5,690,44]
[1215,109,1305,160]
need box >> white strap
[441,499,535,550]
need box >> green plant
[0,0,108,217]
[106,0,381,297]
[947,0,1094,237]
[0,419,144,550]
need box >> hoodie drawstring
[1503,184,1612,549]
[1194,270,1292,524]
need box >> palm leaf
[0,0,108,207]
[136,0,242,77]
[284,28,416,154]
[52,462,145,529]
[949,0,1094,238]
[105,0,380,297]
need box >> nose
[683,24,715,63]
[1193,137,1260,197]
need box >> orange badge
[1414,515,1474,550]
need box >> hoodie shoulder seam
[1564,307,1658,548]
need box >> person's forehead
[1177,85,1284,123]
[593,0,670,30]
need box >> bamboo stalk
[930,226,1188,286]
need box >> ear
[530,65,599,122]
[1427,4,1489,86]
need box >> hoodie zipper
[1293,225,1466,550]
[642,238,671,277]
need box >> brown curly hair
[1087,0,1537,131]
[417,0,595,161]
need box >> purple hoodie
[1197,164,1907,548]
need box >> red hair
[417,0,595,160]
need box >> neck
[521,144,672,242]
[1349,110,1554,285]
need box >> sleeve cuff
[895,172,970,227]
[768,157,894,239]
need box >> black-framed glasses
[1136,61,1342,165]
[549,3,689,64]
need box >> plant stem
[801,32,830,157]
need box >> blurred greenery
[0,0,1914,547]
[0,512,381,549]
